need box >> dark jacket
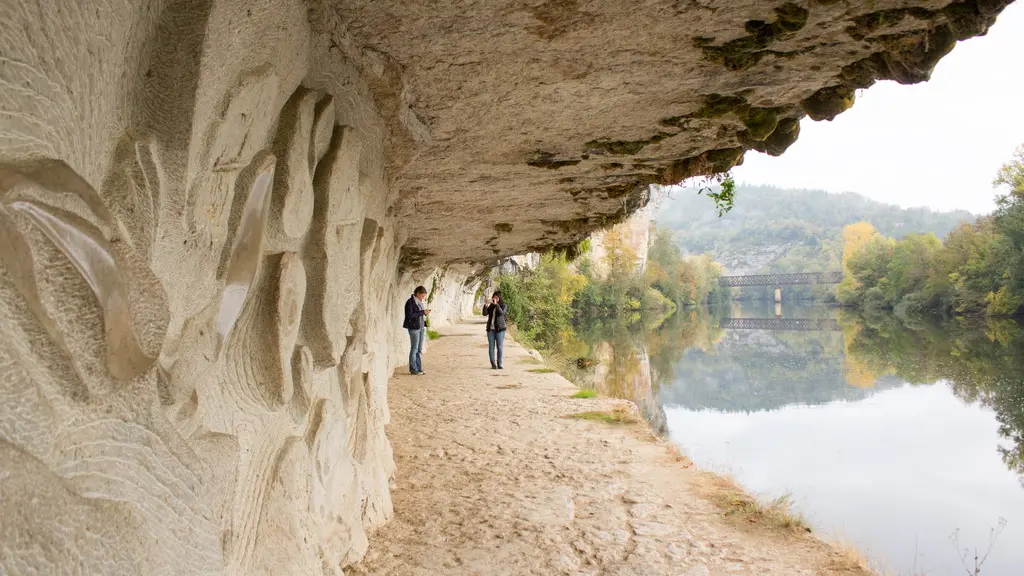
[403,296,426,330]
[482,302,508,332]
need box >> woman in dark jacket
[482,291,507,369]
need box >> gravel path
[350,320,868,576]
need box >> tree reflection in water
[842,311,1024,484]
[551,305,1024,484]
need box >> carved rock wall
[424,266,482,327]
[0,1,405,574]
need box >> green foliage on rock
[498,252,586,350]
[646,227,725,307]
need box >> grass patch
[697,473,810,533]
[426,329,442,340]
[517,356,543,364]
[527,367,556,374]
[570,389,597,399]
[564,407,637,425]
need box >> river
[552,303,1024,575]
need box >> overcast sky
[729,2,1024,216]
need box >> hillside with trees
[653,184,975,300]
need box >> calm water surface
[559,303,1024,575]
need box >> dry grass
[517,356,543,364]
[692,471,879,575]
[527,367,556,374]
[827,537,884,573]
[564,406,637,425]
[664,443,693,467]
[821,538,884,575]
[696,473,810,533]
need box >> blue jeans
[487,330,505,368]
[408,328,425,373]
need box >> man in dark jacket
[482,291,507,369]
[403,286,430,375]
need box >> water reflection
[556,303,1024,575]
[551,313,672,435]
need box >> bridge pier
[774,287,782,303]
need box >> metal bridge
[719,317,843,331]
[718,271,844,287]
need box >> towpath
[350,321,868,576]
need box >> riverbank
[349,320,872,575]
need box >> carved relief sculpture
[0,1,398,574]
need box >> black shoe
[491,364,497,369]
[415,371,426,375]
[497,365,503,370]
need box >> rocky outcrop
[422,265,481,326]
[0,0,1012,574]
[323,0,1012,265]
[589,206,653,279]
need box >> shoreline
[351,321,873,575]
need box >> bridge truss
[719,317,843,331]
[718,271,844,287]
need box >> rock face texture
[0,0,1012,574]
[0,2,406,574]
[325,0,1013,265]
[589,206,653,279]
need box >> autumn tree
[836,222,880,305]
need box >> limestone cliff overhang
[310,0,1013,269]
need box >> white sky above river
[729,1,1024,216]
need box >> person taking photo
[482,291,507,369]
[403,286,430,375]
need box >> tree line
[838,146,1024,318]
[495,224,726,350]
[654,182,973,302]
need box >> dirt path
[350,321,868,576]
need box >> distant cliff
[588,207,653,279]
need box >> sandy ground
[349,321,869,576]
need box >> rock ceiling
[309,0,1012,268]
